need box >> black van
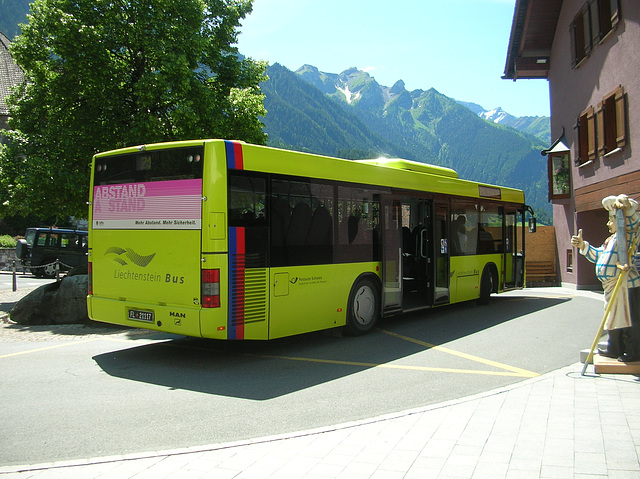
[16,227,88,278]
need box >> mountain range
[0,0,30,40]
[261,64,551,223]
[458,102,550,144]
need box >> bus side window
[271,178,335,267]
[228,173,268,266]
[286,201,313,265]
[307,205,333,264]
[228,174,266,227]
[479,206,502,254]
[336,186,380,263]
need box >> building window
[576,106,596,165]
[571,0,621,68]
[571,3,592,67]
[567,249,573,273]
[549,152,571,200]
[597,85,627,156]
[592,0,620,43]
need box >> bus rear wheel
[345,277,380,336]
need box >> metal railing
[10,259,70,291]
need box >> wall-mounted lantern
[543,137,571,201]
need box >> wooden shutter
[582,3,593,57]
[570,20,578,68]
[578,112,589,164]
[590,0,602,43]
[596,102,605,156]
[610,0,620,29]
[587,106,596,161]
[614,85,626,148]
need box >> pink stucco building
[504,0,640,289]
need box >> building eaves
[503,0,563,81]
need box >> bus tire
[477,265,496,305]
[345,276,380,336]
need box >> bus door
[401,199,433,310]
[381,198,403,314]
[381,197,434,312]
[503,209,524,289]
[433,202,450,305]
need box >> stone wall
[0,248,17,271]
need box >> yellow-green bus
[87,139,530,340]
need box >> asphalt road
[0,272,55,294]
[0,287,605,467]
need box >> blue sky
[236,0,550,118]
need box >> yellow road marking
[1,330,540,378]
[246,353,536,377]
[154,339,538,378]
[0,338,101,359]
[378,328,539,378]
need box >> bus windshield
[92,145,204,230]
[93,145,204,185]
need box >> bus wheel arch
[477,263,498,305]
[344,274,381,336]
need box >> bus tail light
[88,261,93,296]
[202,269,220,308]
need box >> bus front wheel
[345,277,380,336]
[477,265,496,305]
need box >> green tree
[0,0,267,220]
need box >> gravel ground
[0,286,151,342]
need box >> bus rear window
[94,146,204,185]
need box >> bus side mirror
[529,217,537,233]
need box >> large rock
[10,274,89,325]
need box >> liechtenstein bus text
[87,140,531,340]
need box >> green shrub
[0,235,18,248]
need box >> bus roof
[354,158,458,179]
[94,139,526,205]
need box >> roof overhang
[503,0,563,80]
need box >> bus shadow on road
[92,294,578,400]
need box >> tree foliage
[1,0,267,220]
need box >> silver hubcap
[353,285,375,325]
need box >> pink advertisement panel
[92,179,202,229]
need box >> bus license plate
[128,309,155,323]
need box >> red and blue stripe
[228,227,245,339]
[225,140,244,170]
